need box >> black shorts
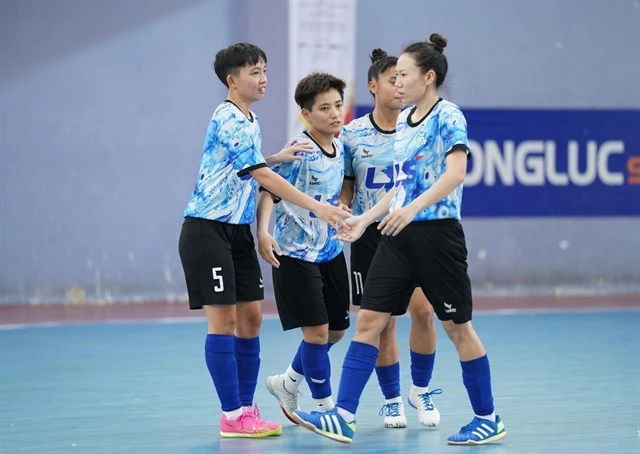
[360,219,472,324]
[350,223,415,316]
[178,217,264,309]
[272,253,350,331]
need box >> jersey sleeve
[338,128,355,180]
[216,112,267,176]
[439,104,470,156]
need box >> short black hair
[294,72,346,111]
[213,43,267,88]
[402,33,448,88]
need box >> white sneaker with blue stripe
[407,388,442,427]
[447,415,507,445]
[292,408,356,444]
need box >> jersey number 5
[212,267,224,293]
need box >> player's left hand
[378,205,419,236]
[272,139,314,163]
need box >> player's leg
[293,236,415,443]
[267,256,332,420]
[406,287,441,427]
[409,221,506,445]
[179,219,277,438]
[350,224,405,427]
[231,224,281,433]
[376,316,407,428]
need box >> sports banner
[353,106,640,217]
[288,0,357,139]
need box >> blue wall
[1,0,638,303]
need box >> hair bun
[370,48,389,64]
[429,33,447,53]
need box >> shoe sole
[384,418,407,428]
[407,397,440,428]
[290,413,353,444]
[447,431,507,445]
[220,427,283,438]
[265,378,298,425]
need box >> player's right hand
[257,231,282,268]
[332,216,366,242]
[312,203,351,231]
[272,139,315,163]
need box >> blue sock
[292,342,335,375]
[461,355,494,416]
[410,350,436,387]
[205,334,242,412]
[301,341,332,399]
[375,362,401,400]
[234,336,260,407]
[336,341,379,415]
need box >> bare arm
[406,151,467,213]
[256,190,275,234]
[378,150,467,236]
[360,188,395,225]
[256,190,282,267]
[250,166,350,228]
[339,179,355,207]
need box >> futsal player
[292,34,507,446]
[255,72,350,423]
[178,43,349,439]
[339,48,440,429]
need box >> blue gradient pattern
[391,100,469,221]
[184,101,266,224]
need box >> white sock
[316,397,335,411]
[223,407,243,420]
[410,384,429,395]
[284,365,303,394]
[386,396,402,405]
[475,412,495,422]
[337,406,355,423]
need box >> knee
[442,321,474,347]
[409,296,435,329]
[302,325,329,344]
[355,309,389,336]
[243,306,263,331]
[205,306,236,335]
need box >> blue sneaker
[447,415,507,445]
[292,408,356,444]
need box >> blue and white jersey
[391,99,470,221]
[340,113,395,219]
[183,101,267,224]
[270,132,344,263]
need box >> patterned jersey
[270,132,344,263]
[183,101,267,224]
[391,99,470,221]
[340,113,395,219]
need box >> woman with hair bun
[293,34,507,446]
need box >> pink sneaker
[219,406,282,438]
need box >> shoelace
[460,417,484,432]
[379,402,402,417]
[418,388,443,410]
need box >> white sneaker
[407,388,442,427]
[266,374,301,424]
[379,401,407,428]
